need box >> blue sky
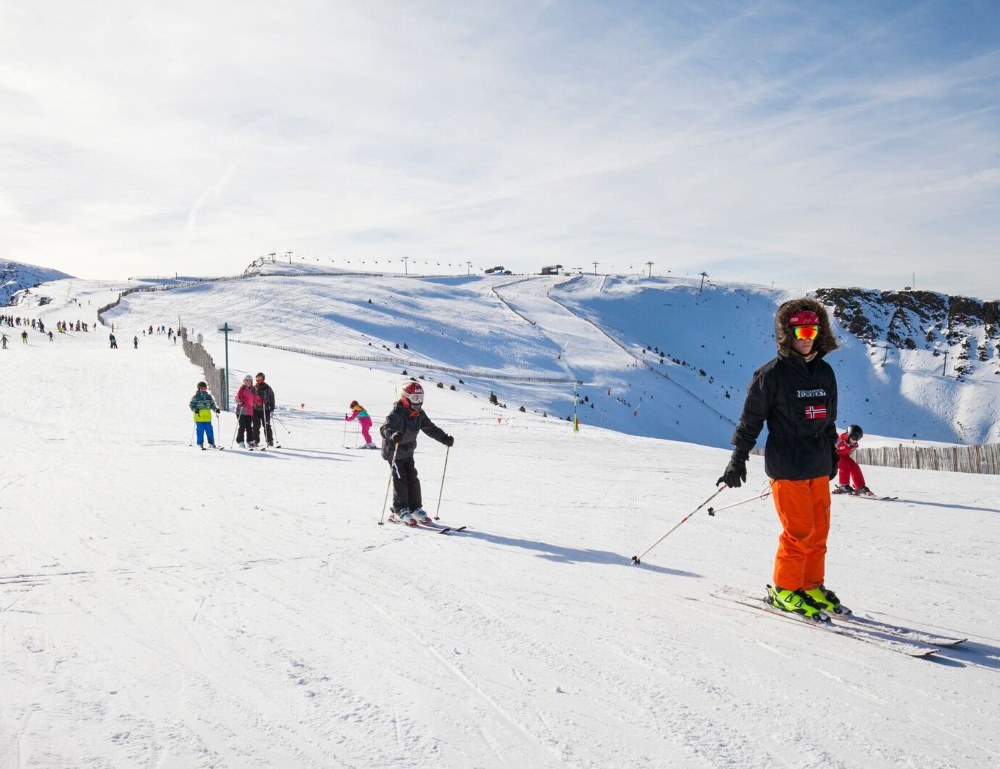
[2,1,998,297]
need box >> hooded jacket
[731,297,840,481]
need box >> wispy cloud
[1,1,998,297]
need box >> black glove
[215,408,221,415]
[830,452,839,480]
[718,452,748,488]
[444,435,454,447]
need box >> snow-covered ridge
[12,263,1000,444]
[1,260,73,305]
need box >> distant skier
[380,381,454,526]
[253,372,276,447]
[189,381,220,449]
[109,333,118,349]
[718,299,843,619]
[1,334,7,349]
[833,424,872,496]
[346,400,376,447]
[133,335,139,349]
[234,375,262,448]
[21,330,28,345]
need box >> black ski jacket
[732,352,838,481]
[380,401,449,461]
[254,382,275,413]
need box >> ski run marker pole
[631,485,727,565]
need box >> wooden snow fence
[853,444,1000,476]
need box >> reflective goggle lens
[408,392,424,404]
[792,325,820,341]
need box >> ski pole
[378,442,400,526]
[433,445,451,520]
[272,414,291,435]
[706,485,771,517]
[342,415,348,447]
[631,485,727,565]
[189,422,196,446]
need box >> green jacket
[189,390,218,422]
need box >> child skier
[189,381,220,449]
[346,400,376,448]
[380,381,454,525]
[718,299,843,619]
[833,424,872,496]
[234,375,263,448]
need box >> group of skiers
[187,378,454,527]
[234,373,277,448]
[719,297,876,623]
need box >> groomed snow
[2,275,999,768]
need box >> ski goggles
[791,325,820,341]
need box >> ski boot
[766,585,829,620]
[412,508,432,524]
[832,484,853,495]
[854,486,875,497]
[804,585,850,615]
[389,509,416,527]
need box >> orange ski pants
[770,477,831,591]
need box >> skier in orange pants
[718,298,844,619]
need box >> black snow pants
[390,455,422,513]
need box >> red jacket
[835,431,857,458]
[235,384,262,416]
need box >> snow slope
[2,276,999,768]
[104,269,1000,446]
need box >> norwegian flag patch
[804,404,827,420]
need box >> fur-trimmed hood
[774,297,838,357]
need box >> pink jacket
[235,384,262,416]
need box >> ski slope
[2,276,999,768]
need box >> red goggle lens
[792,325,820,341]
